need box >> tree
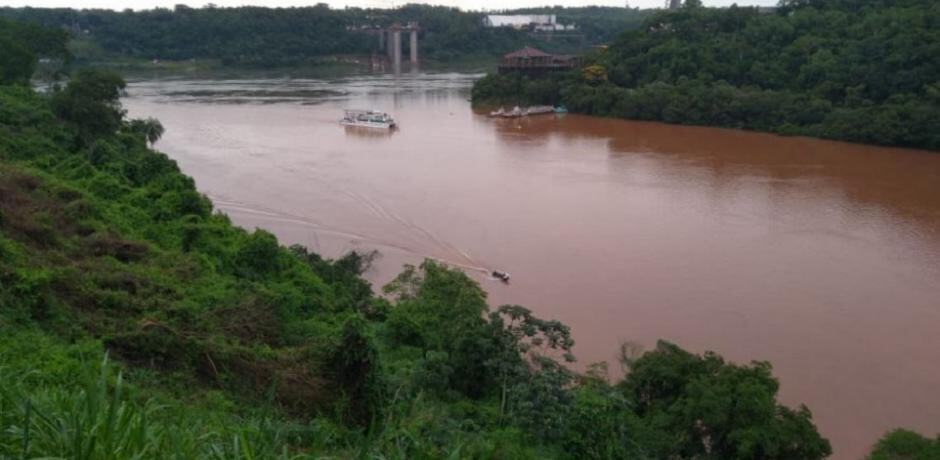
[127,117,165,146]
[383,261,498,397]
[485,305,576,424]
[471,0,940,149]
[0,17,69,85]
[0,36,35,85]
[620,341,832,460]
[51,69,126,146]
[867,429,940,460]
[582,64,608,84]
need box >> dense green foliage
[0,17,68,84]
[0,5,647,68]
[1,18,930,460]
[473,0,940,150]
[867,429,940,460]
[2,5,369,67]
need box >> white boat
[525,105,555,116]
[340,109,397,129]
[487,105,553,118]
[506,106,524,118]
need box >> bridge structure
[375,22,420,73]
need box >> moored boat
[487,105,559,118]
[340,109,397,129]
[503,106,524,118]
[525,105,555,116]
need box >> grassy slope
[0,83,359,457]
[0,79,546,459]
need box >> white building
[483,14,574,31]
[534,23,577,32]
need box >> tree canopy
[51,68,126,145]
[473,0,940,150]
[0,5,648,67]
[867,429,940,460]
[0,17,69,84]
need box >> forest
[2,15,940,460]
[472,0,940,150]
[0,5,646,67]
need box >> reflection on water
[124,73,940,460]
[487,113,940,245]
[129,73,480,106]
[344,125,397,139]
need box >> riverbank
[89,57,366,80]
[471,72,939,151]
[1,72,843,459]
[0,20,844,455]
[73,54,498,81]
[127,73,940,460]
[3,14,938,458]
[471,2,940,151]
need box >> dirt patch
[83,232,149,262]
[107,319,328,415]
[0,167,72,247]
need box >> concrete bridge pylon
[382,22,419,73]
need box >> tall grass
[0,356,309,460]
[0,353,523,460]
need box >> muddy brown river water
[124,73,940,460]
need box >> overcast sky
[0,0,778,12]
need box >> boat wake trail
[427,257,490,275]
[330,186,491,273]
[210,195,495,277]
[211,196,415,254]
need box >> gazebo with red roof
[498,46,582,76]
[502,46,552,67]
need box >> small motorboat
[488,106,556,119]
[553,105,568,114]
[492,271,511,283]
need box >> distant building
[498,46,582,77]
[484,14,552,28]
[483,14,576,31]
[534,23,577,32]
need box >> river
[124,73,940,460]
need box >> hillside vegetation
[1,17,937,460]
[472,0,940,150]
[0,5,647,68]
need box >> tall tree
[0,17,69,84]
[126,117,165,146]
[620,341,832,460]
[0,35,35,84]
[51,69,127,146]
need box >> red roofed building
[498,46,582,76]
